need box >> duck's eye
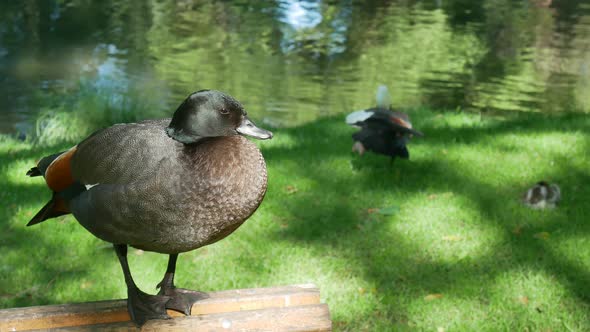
[219,108,230,115]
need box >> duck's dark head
[166,90,273,144]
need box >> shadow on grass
[260,111,590,326]
[0,141,117,308]
[1,111,589,329]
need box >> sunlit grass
[1,109,589,331]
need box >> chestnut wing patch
[389,116,412,129]
[45,146,77,192]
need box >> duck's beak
[236,116,273,140]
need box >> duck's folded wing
[69,157,183,248]
[71,119,176,185]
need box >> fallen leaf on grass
[80,281,94,289]
[284,185,298,194]
[534,232,550,240]
[512,226,524,235]
[428,194,438,200]
[376,206,399,215]
[366,206,399,215]
[442,235,462,242]
[357,287,377,295]
[518,296,529,305]
[424,293,443,301]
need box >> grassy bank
[1,109,589,331]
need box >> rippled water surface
[1,0,589,134]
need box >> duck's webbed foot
[157,277,207,315]
[114,244,171,326]
[156,254,208,315]
[127,286,171,326]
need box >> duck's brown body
[27,90,272,326]
[67,119,267,254]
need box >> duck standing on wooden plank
[25,90,273,326]
[346,85,423,162]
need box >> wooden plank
[35,304,332,332]
[0,284,321,331]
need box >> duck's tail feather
[27,167,42,177]
[27,193,69,226]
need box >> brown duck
[26,90,273,326]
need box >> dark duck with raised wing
[26,90,273,326]
[346,85,423,162]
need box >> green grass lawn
[1,109,589,331]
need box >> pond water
[1,0,589,135]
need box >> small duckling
[522,181,561,209]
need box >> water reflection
[277,0,350,57]
[0,0,589,135]
[279,0,322,30]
